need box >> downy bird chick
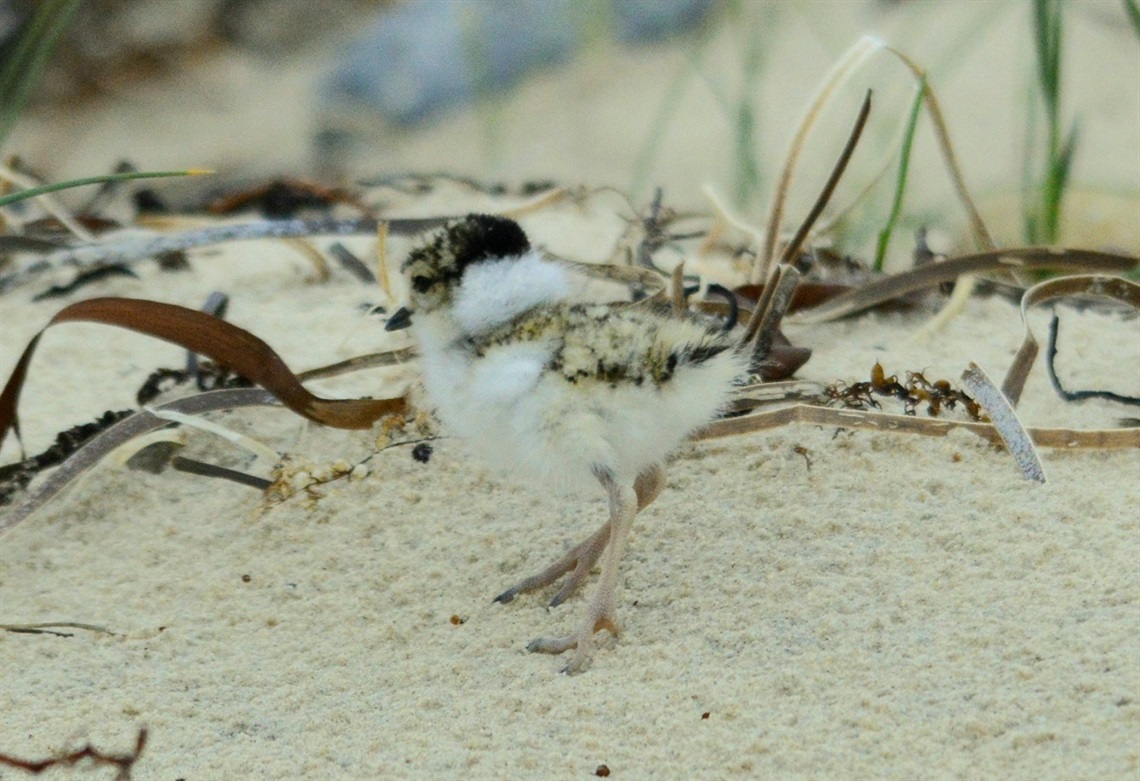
[386,214,747,673]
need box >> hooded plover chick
[387,214,748,672]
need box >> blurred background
[2,0,1138,262]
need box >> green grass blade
[0,0,82,149]
[1125,0,1140,40]
[873,76,926,272]
[0,169,213,209]
[1042,122,1079,243]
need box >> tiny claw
[548,583,575,608]
[492,589,518,604]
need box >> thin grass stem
[873,76,926,271]
[0,169,213,208]
[0,0,82,148]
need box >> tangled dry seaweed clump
[823,363,983,419]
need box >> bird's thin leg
[527,467,639,673]
[493,464,665,607]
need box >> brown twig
[0,727,147,780]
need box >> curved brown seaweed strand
[0,297,407,454]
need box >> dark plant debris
[136,364,253,406]
[0,621,114,637]
[205,178,368,218]
[0,409,134,506]
[356,172,559,197]
[825,363,983,419]
[170,455,273,491]
[1047,312,1140,407]
[328,241,377,283]
[31,263,138,300]
[0,727,147,781]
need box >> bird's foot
[526,596,620,674]
[493,521,610,607]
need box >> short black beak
[385,306,413,331]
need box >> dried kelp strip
[1001,274,1140,405]
[1047,313,1140,406]
[0,727,147,780]
[0,388,280,537]
[742,263,802,362]
[695,402,1140,450]
[170,455,273,490]
[0,215,450,294]
[0,296,407,453]
[961,362,1045,483]
[790,248,1138,324]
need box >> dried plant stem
[0,216,448,295]
[789,247,1137,324]
[1,621,113,635]
[884,46,996,252]
[741,263,800,352]
[376,220,392,300]
[755,35,882,282]
[695,402,1140,450]
[144,406,280,463]
[740,91,871,355]
[910,275,976,342]
[0,164,93,240]
[296,348,417,382]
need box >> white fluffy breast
[451,250,572,333]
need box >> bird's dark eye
[411,275,432,293]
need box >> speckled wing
[466,302,737,388]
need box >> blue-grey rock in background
[613,0,713,43]
[321,0,714,126]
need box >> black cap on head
[452,214,530,268]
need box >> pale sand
[1,2,1138,779]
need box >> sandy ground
[1,2,1138,779]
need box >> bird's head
[386,214,531,331]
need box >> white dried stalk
[960,362,1045,483]
[144,407,281,464]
